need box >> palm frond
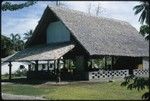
[139,10,146,24]
[134,6,144,15]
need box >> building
[2,6,149,81]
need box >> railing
[133,69,149,77]
[88,69,129,80]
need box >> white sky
[1,1,141,39]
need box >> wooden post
[104,56,107,69]
[54,60,57,75]
[111,56,114,69]
[35,60,38,72]
[69,59,71,70]
[110,56,114,81]
[8,62,12,80]
[84,56,88,71]
[28,64,31,71]
[63,59,66,69]
[47,61,50,71]
[91,59,93,68]
[57,59,61,82]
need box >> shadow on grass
[1,78,57,85]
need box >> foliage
[10,33,25,51]
[1,34,25,58]
[2,81,148,100]
[133,1,149,25]
[64,59,75,70]
[140,25,150,40]
[89,56,115,70]
[1,35,14,57]
[133,1,150,40]
[121,75,149,100]
[14,66,27,77]
[23,30,33,41]
[1,1,37,11]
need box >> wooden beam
[8,62,12,80]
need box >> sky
[1,1,141,39]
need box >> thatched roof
[26,6,149,57]
[2,43,74,62]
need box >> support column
[57,59,61,82]
[28,64,31,71]
[84,56,88,71]
[69,59,71,70]
[111,56,114,69]
[63,59,66,69]
[8,62,12,80]
[54,60,57,75]
[47,61,50,71]
[105,56,107,68]
[91,59,93,69]
[35,60,38,72]
[110,56,114,81]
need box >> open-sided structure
[3,6,149,81]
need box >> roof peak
[48,5,130,26]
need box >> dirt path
[2,93,46,100]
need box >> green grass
[1,81,148,100]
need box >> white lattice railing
[133,69,149,77]
[88,69,129,80]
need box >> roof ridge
[48,5,130,26]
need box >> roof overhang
[2,43,75,62]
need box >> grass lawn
[1,81,148,100]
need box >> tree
[23,30,33,41]
[140,25,150,40]
[133,1,150,40]
[121,75,149,100]
[86,2,103,16]
[10,33,24,51]
[56,1,61,6]
[1,1,37,11]
[133,1,149,25]
[14,65,27,77]
[121,3,149,99]
[87,3,92,14]
[95,3,103,16]
[1,35,14,57]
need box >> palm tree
[10,33,24,51]
[1,35,13,57]
[133,1,149,25]
[23,30,33,41]
[140,25,150,40]
[133,1,150,40]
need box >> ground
[1,80,148,100]
[2,93,45,100]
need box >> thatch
[25,6,148,57]
[3,43,74,62]
[47,6,149,57]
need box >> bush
[121,75,149,100]
[14,66,27,77]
